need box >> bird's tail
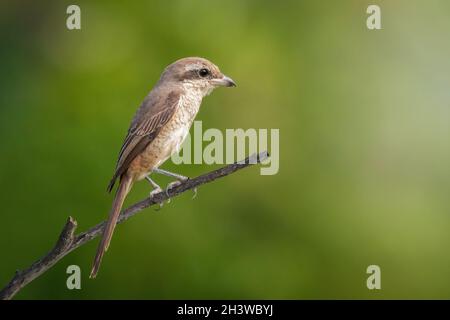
[90,174,133,278]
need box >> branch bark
[0,151,269,300]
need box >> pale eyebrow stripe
[185,63,204,71]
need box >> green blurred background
[1,0,450,299]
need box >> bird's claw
[149,187,164,211]
[149,187,162,198]
[167,180,182,190]
[165,180,182,203]
[165,188,171,204]
[167,180,197,200]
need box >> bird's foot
[149,186,162,197]
[165,180,182,203]
[149,187,164,210]
[165,179,197,200]
[146,175,164,209]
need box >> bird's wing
[107,89,181,192]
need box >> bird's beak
[212,75,236,87]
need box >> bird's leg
[153,168,188,180]
[145,175,164,209]
[152,168,197,200]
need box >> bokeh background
[1,0,450,299]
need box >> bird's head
[159,57,236,96]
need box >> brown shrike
[90,57,236,278]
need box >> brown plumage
[90,57,236,278]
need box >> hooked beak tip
[224,75,236,87]
[214,75,236,87]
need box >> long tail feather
[90,174,133,278]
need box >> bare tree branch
[0,151,269,300]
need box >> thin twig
[0,151,269,300]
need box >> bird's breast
[129,93,202,181]
[160,92,202,153]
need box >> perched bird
[90,57,236,278]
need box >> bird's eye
[199,68,209,77]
